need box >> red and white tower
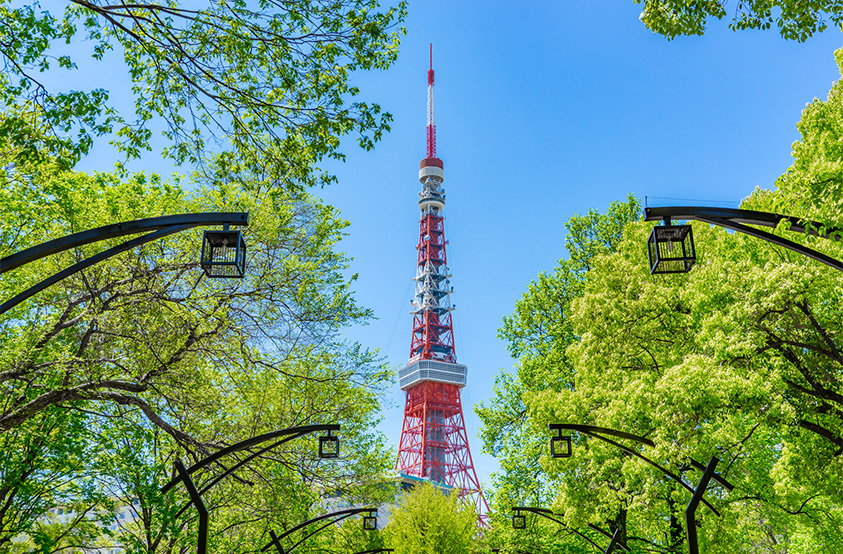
[396,45,489,523]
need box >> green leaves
[483,51,843,550]
[383,483,478,554]
[635,0,843,41]
[0,0,406,188]
[0,157,394,551]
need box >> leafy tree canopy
[480,47,843,554]
[0,0,406,189]
[0,145,394,552]
[382,483,478,554]
[635,0,843,41]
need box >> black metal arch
[644,206,843,272]
[0,212,249,315]
[549,424,732,517]
[261,507,376,554]
[162,424,340,495]
[511,506,629,554]
[161,424,340,554]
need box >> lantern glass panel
[512,514,526,529]
[550,435,572,459]
[319,434,339,459]
[647,225,695,274]
[201,230,246,278]
[363,515,378,531]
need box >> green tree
[634,0,843,41]
[482,49,843,553]
[0,0,405,187]
[476,196,641,517]
[383,483,477,554]
[0,147,394,551]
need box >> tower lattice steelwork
[396,46,489,524]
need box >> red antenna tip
[427,43,434,85]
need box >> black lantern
[363,511,378,531]
[201,226,246,278]
[512,513,526,530]
[647,224,695,274]
[550,434,572,459]
[319,431,339,459]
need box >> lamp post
[160,424,341,554]
[643,206,843,274]
[510,506,630,554]
[261,507,379,554]
[548,424,733,554]
[0,212,249,315]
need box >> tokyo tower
[395,45,489,523]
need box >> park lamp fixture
[647,221,696,275]
[550,427,572,459]
[363,511,378,531]
[511,510,526,530]
[201,224,247,278]
[319,430,340,459]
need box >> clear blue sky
[72,2,843,489]
[316,2,843,488]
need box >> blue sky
[315,2,843,488]
[70,2,843,489]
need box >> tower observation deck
[395,45,489,524]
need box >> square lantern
[512,513,526,530]
[363,512,378,531]
[550,435,572,459]
[647,225,695,275]
[201,229,246,278]
[319,433,339,459]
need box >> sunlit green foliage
[480,48,843,553]
[383,483,478,554]
[0,148,393,552]
[635,0,843,41]
[0,0,406,187]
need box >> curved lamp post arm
[160,424,340,554]
[284,513,357,553]
[261,507,377,553]
[550,424,733,500]
[549,424,722,516]
[644,206,843,273]
[170,425,340,519]
[512,507,629,554]
[1,213,249,273]
[162,424,340,494]
[0,212,249,315]
[549,424,732,554]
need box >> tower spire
[396,46,489,525]
[426,43,436,158]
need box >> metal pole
[268,530,285,554]
[174,459,209,554]
[685,456,718,554]
[604,527,624,554]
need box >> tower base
[396,380,489,524]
